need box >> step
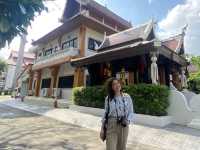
[24,96,70,108]
[188,118,200,130]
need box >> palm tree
[0,0,47,48]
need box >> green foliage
[0,0,47,48]
[188,55,200,93]
[191,56,200,70]
[123,84,169,116]
[73,86,106,108]
[188,72,200,94]
[73,84,170,116]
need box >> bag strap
[105,96,110,123]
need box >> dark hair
[105,77,121,99]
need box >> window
[41,78,51,88]
[38,52,42,57]
[58,76,74,88]
[54,46,58,52]
[62,38,78,49]
[43,48,53,56]
[88,38,102,51]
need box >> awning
[71,40,188,67]
[71,41,154,67]
[32,56,72,71]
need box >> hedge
[188,72,200,94]
[73,84,169,116]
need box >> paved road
[0,104,162,150]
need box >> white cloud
[158,0,200,55]
[0,0,107,59]
[0,0,65,59]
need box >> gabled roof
[32,13,123,45]
[7,50,35,66]
[98,20,155,51]
[62,0,132,28]
[162,33,185,55]
[8,50,35,59]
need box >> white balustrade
[34,47,79,64]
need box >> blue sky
[99,0,184,24]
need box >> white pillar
[181,68,188,88]
[12,34,27,90]
[151,53,159,85]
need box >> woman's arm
[101,96,108,125]
[127,94,134,124]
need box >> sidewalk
[1,98,200,150]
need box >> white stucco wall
[85,27,104,56]
[61,89,72,100]
[37,27,104,57]
[41,68,51,79]
[58,63,74,77]
[61,29,79,47]
[4,65,16,90]
[57,63,75,100]
[36,28,80,57]
[39,68,51,96]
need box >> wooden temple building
[71,20,188,89]
[26,0,132,98]
[21,0,188,99]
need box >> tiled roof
[9,50,35,59]
[7,50,35,66]
[162,34,184,54]
[87,0,132,27]
[62,0,132,28]
[98,20,154,50]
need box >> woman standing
[100,78,134,150]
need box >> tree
[0,0,47,48]
[188,56,200,93]
[191,56,200,70]
[0,58,7,74]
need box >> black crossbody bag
[102,96,110,142]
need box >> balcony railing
[34,47,79,64]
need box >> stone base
[188,118,200,130]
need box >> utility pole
[12,34,27,90]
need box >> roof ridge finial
[182,24,188,36]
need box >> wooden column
[28,71,33,96]
[172,71,181,90]
[49,66,59,97]
[74,67,85,87]
[79,25,86,57]
[129,72,134,85]
[34,70,41,97]
[73,25,86,87]
[159,65,166,85]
